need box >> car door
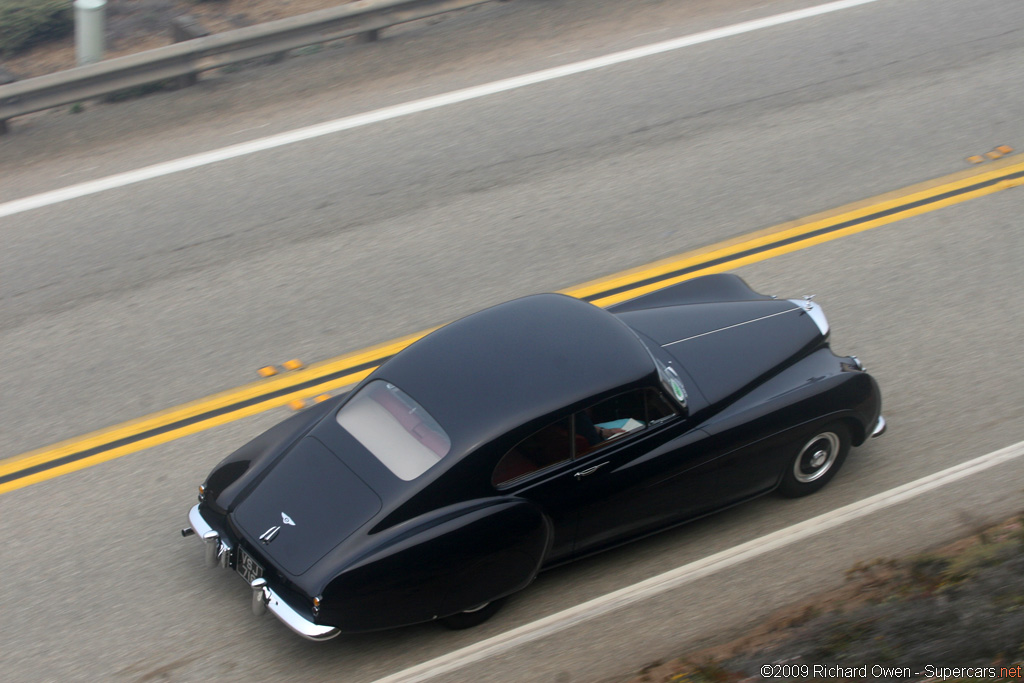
[491,415,581,564]
[569,388,733,555]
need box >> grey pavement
[0,0,1022,680]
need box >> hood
[616,300,823,405]
[231,436,382,576]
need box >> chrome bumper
[871,415,887,438]
[183,504,340,641]
[254,581,339,641]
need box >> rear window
[336,380,451,480]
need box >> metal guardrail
[0,0,498,134]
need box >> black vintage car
[182,274,884,640]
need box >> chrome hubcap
[810,449,828,468]
[793,432,840,483]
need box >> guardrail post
[171,15,210,44]
[75,0,107,66]
[170,16,209,88]
[0,68,13,134]
[354,29,381,43]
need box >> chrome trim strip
[259,525,281,545]
[264,585,341,641]
[871,415,887,438]
[661,308,800,347]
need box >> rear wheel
[778,422,850,497]
[438,598,506,630]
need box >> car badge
[259,525,281,544]
[281,512,295,526]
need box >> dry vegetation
[625,513,1024,683]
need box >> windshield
[336,380,451,480]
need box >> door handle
[574,462,609,480]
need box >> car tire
[438,598,506,630]
[777,422,851,498]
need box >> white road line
[372,439,1024,683]
[0,0,882,221]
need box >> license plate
[236,546,264,584]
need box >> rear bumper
[184,504,340,641]
[257,583,339,641]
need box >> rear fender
[205,397,339,513]
[320,497,548,632]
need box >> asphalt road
[1,0,1022,680]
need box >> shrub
[0,0,73,56]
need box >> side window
[644,387,677,423]
[574,388,677,457]
[492,416,573,486]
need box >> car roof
[371,293,655,455]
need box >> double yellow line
[2,155,1021,495]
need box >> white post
[75,0,107,66]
